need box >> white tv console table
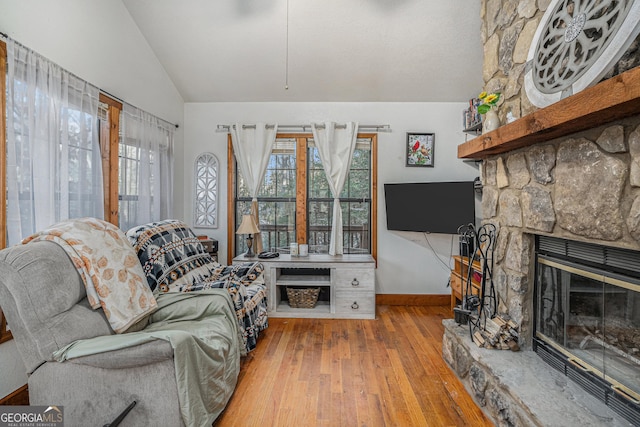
[233,254,376,319]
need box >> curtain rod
[216,124,391,133]
[100,91,179,130]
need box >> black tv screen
[384,181,475,234]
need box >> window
[235,139,297,253]
[230,134,377,259]
[117,104,174,231]
[99,100,175,231]
[194,152,219,228]
[118,139,142,228]
[5,39,103,245]
[307,138,372,254]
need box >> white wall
[0,0,184,399]
[184,102,479,294]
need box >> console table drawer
[333,268,374,290]
[335,290,375,316]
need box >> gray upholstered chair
[0,241,186,426]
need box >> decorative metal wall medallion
[525,0,640,107]
[194,152,219,228]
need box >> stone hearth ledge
[442,319,634,427]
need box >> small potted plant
[478,91,501,133]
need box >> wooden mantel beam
[458,66,640,159]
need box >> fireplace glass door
[536,256,640,401]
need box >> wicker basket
[286,287,320,308]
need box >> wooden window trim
[227,135,236,262]
[295,137,307,243]
[227,132,378,261]
[1,40,7,249]
[0,40,11,344]
[99,93,122,226]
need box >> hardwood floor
[215,305,493,426]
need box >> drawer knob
[351,301,359,310]
[351,278,359,287]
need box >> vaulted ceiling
[122,0,483,103]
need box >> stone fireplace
[477,117,640,342]
[444,114,640,426]
[441,2,640,425]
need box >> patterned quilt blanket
[185,262,268,353]
[22,218,158,333]
[126,219,268,352]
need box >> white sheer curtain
[119,103,174,231]
[311,122,359,255]
[231,123,278,253]
[6,39,103,246]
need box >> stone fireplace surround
[442,70,640,425]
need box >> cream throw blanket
[23,217,157,333]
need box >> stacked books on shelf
[463,97,482,132]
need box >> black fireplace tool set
[454,223,500,344]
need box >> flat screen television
[384,181,476,234]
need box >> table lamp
[236,214,260,257]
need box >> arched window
[194,152,219,228]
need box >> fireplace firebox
[535,236,640,425]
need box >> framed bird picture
[406,132,434,167]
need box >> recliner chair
[0,240,239,426]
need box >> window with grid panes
[307,138,372,254]
[234,136,373,256]
[235,139,297,253]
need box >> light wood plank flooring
[214,305,493,426]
